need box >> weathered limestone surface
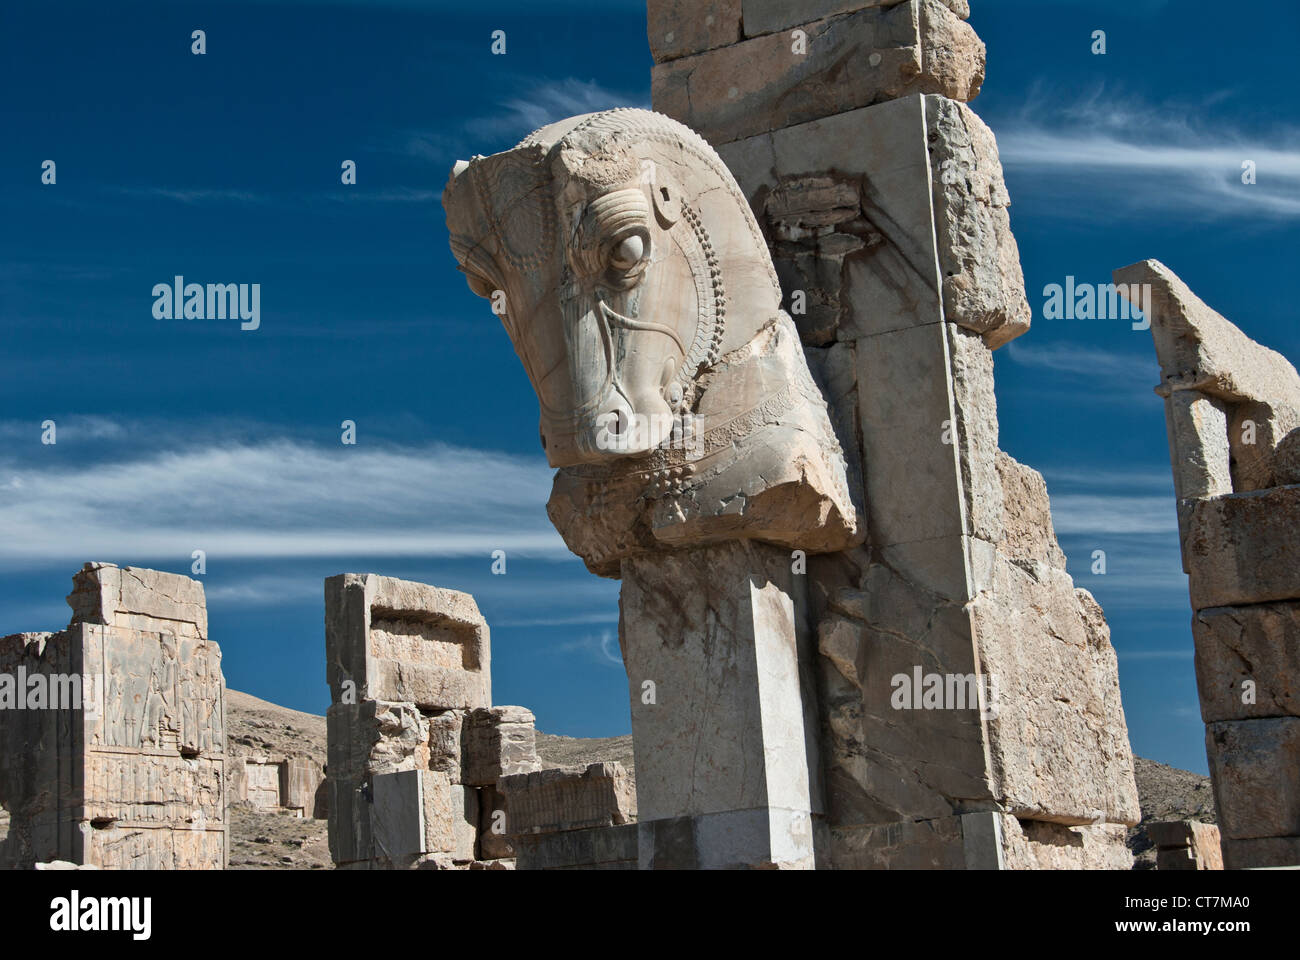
[512,823,638,871]
[652,1,983,145]
[0,563,226,870]
[620,539,821,869]
[499,762,635,835]
[1205,717,1300,843]
[1119,258,1300,867]
[325,574,512,869]
[1194,603,1300,724]
[999,817,1134,871]
[717,95,1028,350]
[1117,259,1300,499]
[1185,486,1300,609]
[1148,820,1223,870]
[927,96,1031,348]
[325,572,490,710]
[976,561,1140,827]
[324,572,641,870]
[1220,835,1300,871]
[646,0,741,63]
[478,783,515,859]
[445,109,859,580]
[229,755,324,818]
[439,4,1137,870]
[463,706,540,786]
[444,105,868,868]
[675,25,1136,867]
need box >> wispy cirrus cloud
[1040,462,1176,537]
[1033,462,1186,603]
[111,185,439,207]
[0,437,564,570]
[1003,341,1158,383]
[993,87,1300,219]
[464,77,649,142]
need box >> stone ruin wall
[323,573,635,869]
[228,754,325,820]
[0,562,227,869]
[647,0,1141,867]
[1115,259,1300,869]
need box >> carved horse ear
[651,173,682,229]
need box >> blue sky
[2,0,1297,774]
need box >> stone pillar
[620,540,820,868]
[324,572,537,869]
[650,0,1140,868]
[1115,259,1300,869]
[0,562,227,869]
[443,99,863,868]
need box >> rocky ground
[224,689,330,870]
[0,691,1215,869]
[1127,756,1217,869]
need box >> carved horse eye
[610,234,645,270]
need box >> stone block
[1117,259,1300,494]
[999,817,1133,870]
[325,573,490,710]
[652,1,982,146]
[646,0,741,62]
[718,95,1029,352]
[717,96,942,345]
[619,540,818,845]
[1205,717,1300,840]
[818,569,993,827]
[1164,391,1233,510]
[974,559,1141,827]
[1148,820,1223,870]
[478,784,515,860]
[0,567,228,870]
[282,756,324,815]
[638,808,814,869]
[0,599,227,870]
[1194,602,1300,723]
[498,762,635,836]
[1273,427,1300,485]
[462,705,540,786]
[66,562,207,639]
[742,0,903,38]
[1185,486,1300,609]
[426,709,463,779]
[926,96,1030,348]
[856,323,967,567]
[1115,259,1300,420]
[827,815,966,869]
[513,823,638,871]
[421,771,478,862]
[371,769,425,864]
[325,698,428,864]
[1220,834,1300,870]
[995,451,1067,572]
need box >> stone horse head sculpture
[444,109,859,576]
